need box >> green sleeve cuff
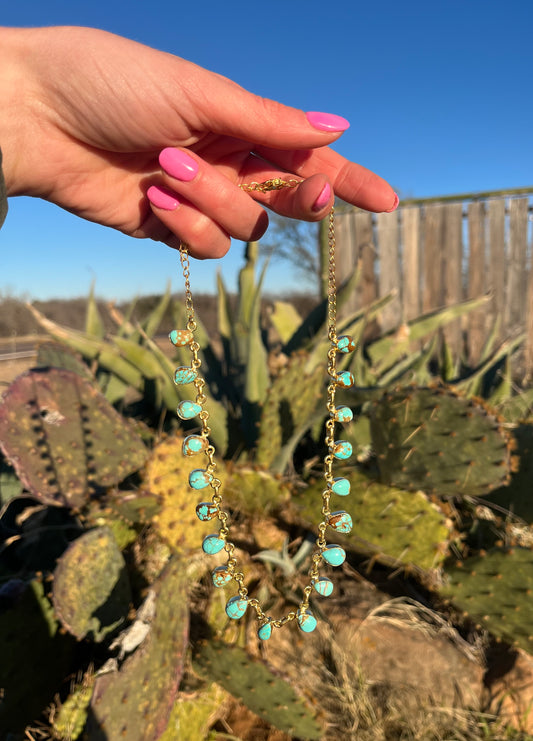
[0,148,8,229]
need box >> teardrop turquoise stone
[196,502,218,521]
[189,469,213,490]
[336,371,355,388]
[258,621,273,641]
[328,510,353,534]
[334,405,353,423]
[337,335,356,353]
[332,477,350,496]
[169,329,193,347]
[297,610,317,633]
[183,435,208,456]
[177,400,202,420]
[322,544,346,567]
[212,565,232,587]
[202,534,225,555]
[333,440,353,460]
[313,577,334,597]
[225,596,248,620]
[174,366,198,385]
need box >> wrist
[0,27,41,197]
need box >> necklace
[169,178,355,640]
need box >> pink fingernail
[159,148,198,182]
[385,192,400,213]
[147,185,180,211]
[306,111,350,132]
[312,183,331,212]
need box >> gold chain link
[178,178,342,634]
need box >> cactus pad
[52,671,95,741]
[222,464,290,516]
[370,386,512,497]
[0,368,148,508]
[88,557,189,741]
[295,469,452,571]
[192,639,322,739]
[146,434,216,554]
[441,547,533,652]
[52,526,131,641]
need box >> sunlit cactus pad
[0,368,148,508]
[52,526,131,641]
[295,469,452,571]
[370,386,513,497]
[441,547,533,652]
[192,639,322,739]
[88,557,189,741]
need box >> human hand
[0,26,398,259]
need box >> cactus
[88,556,189,741]
[52,526,131,642]
[144,434,217,556]
[369,386,513,498]
[484,423,533,524]
[293,469,452,572]
[159,683,227,741]
[51,670,95,741]
[0,368,148,508]
[192,639,322,739]
[222,464,291,517]
[0,577,74,734]
[441,547,533,652]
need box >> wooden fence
[334,188,533,373]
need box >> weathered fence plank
[505,198,529,335]
[467,202,486,364]
[443,203,463,355]
[376,212,400,332]
[488,199,506,340]
[422,204,445,313]
[401,207,420,321]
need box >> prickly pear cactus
[192,639,322,740]
[0,577,74,734]
[484,423,533,524]
[52,526,131,642]
[295,469,452,571]
[51,670,95,741]
[159,683,227,740]
[441,547,533,652]
[145,434,215,555]
[0,368,148,508]
[222,464,290,517]
[370,386,513,497]
[88,556,189,741]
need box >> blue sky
[1,0,532,301]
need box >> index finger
[253,145,398,213]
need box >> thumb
[188,66,349,149]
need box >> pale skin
[0,26,398,259]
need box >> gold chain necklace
[169,178,355,640]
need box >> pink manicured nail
[306,111,350,132]
[385,192,400,213]
[147,185,180,211]
[312,183,331,212]
[159,148,198,181]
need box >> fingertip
[384,192,400,213]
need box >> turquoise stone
[169,329,193,347]
[328,510,353,534]
[336,370,355,388]
[225,596,248,620]
[177,400,202,420]
[297,610,317,633]
[196,502,218,521]
[333,405,353,423]
[313,577,334,597]
[258,621,273,641]
[174,366,198,385]
[212,565,232,587]
[337,335,356,354]
[333,440,353,460]
[332,477,350,496]
[189,469,213,490]
[202,534,225,555]
[322,544,346,567]
[182,435,208,456]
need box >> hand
[0,26,398,259]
